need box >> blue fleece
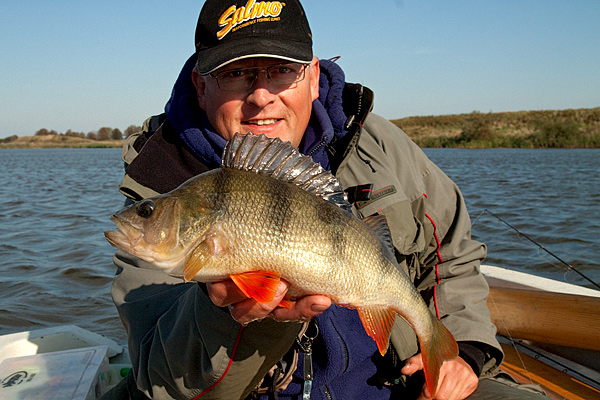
[164,55,226,168]
[166,56,388,399]
[274,305,389,400]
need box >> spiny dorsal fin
[363,214,395,254]
[222,133,352,212]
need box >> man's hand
[401,354,479,400]
[207,279,331,325]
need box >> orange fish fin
[418,318,459,399]
[278,297,293,308]
[230,271,281,303]
[357,306,396,356]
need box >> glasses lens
[267,63,306,86]
[214,69,254,91]
[213,63,308,91]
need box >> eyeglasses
[208,63,310,92]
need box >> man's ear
[310,57,320,102]
[192,66,207,111]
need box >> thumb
[401,354,424,376]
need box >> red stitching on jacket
[424,213,443,320]
[192,326,245,399]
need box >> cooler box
[0,345,109,400]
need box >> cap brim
[196,37,313,74]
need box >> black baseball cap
[195,0,313,74]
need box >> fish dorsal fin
[222,133,352,212]
[363,214,395,254]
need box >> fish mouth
[104,215,142,252]
[104,215,187,271]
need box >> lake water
[0,147,598,344]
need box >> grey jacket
[111,111,502,399]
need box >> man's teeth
[248,119,278,126]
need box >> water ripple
[425,148,600,289]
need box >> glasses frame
[207,62,311,92]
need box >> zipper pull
[302,344,313,400]
[296,320,319,400]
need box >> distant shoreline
[2,107,599,149]
[392,107,600,148]
[0,135,124,149]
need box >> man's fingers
[207,280,249,307]
[270,294,331,321]
[207,279,288,307]
[400,354,424,376]
[413,357,479,400]
[206,279,331,324]
[228,281,289,324]
[432,358,479,400]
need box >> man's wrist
[457,342,486,376]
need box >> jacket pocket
[357,189,425,258]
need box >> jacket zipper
[307,135,329,156]
[330,318,349,373]
[324,385,332,400]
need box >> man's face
[193,57,320,148]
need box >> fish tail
[418,316,459,399]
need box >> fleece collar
[164,55,348,170]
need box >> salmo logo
[217,0,285,39]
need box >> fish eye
[136,199,155,218]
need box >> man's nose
[246,73,278,106]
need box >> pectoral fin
[182,226,230,282]
[357,306,396,356]
[230,271,281,304]
[183,241,209,282]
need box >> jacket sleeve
[337,113,502,372]
[417,157,503,371]
[111,250,302,399]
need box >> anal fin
[230,271,281,304]
[357,306,396,356]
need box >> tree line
[33,125,142,141]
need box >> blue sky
[1,0,599,138]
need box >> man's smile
[244,119,281,126]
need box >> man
[104,1,547,399]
